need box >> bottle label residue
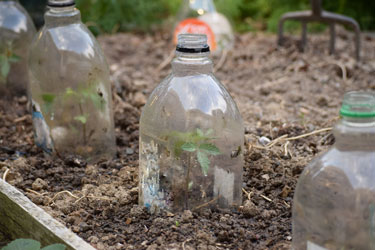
[174,18,217,51]
[307,241,328,250]
[214,166,234,204]
[140,140,166,210]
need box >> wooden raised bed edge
[0,179,95,250]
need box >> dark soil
[0,231,9,248]
[1,28,374,249]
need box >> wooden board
[0,179,96,250]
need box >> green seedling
[41,84,105,145]
[1,239,65,250]
[167,128,221,176]
[165,128,221,208]
[0,42,20,83]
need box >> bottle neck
[171,52,213,76]
[44,5,81,27]
[189,0,216,13]
[334,117,375,150]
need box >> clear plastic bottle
[28,0,116,162]
[0,0,36,96]
[293,91,375,250]
[139,34,243,212]
[173,0,234,55]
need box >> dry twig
[260,194,272,202]
[193,196,220,210]
[286,127,332,141]
[249,127,333,151]
[2,168,9,182]
[284,141,290,157]
[242,188,253,200]
[182,239,191,250]
[25,188,48,196]
[50,190,79,203]
[156,49,175,72]
[14,115,30,123]
[214,49,228,72]
[283,201,290,208]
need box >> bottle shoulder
[30,23,106,64]
[142,73,241,120]
[0,2,36,36]
[298,147,375,190]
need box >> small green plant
[41,84,105,145]
[165,128,221,208]
[2,239,65,250]
[168,128,221,176]
[0,43,20,83]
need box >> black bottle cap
[176,44,210,53]
[47,0,75,7]
[176,34,210,53]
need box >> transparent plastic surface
[0,0,36,96]
[293,92,375,250]
[173,0,234,55]
[139,34,243,212]
[28,3,115,162]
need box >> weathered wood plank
[0,179,96,250]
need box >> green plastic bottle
[293,91,375,249]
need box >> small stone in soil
[242,200,259,218]
[259,136,271,146]
[126,148,134,155]
[32,178,47,191]
[181,210,193,222]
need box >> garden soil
[1,28,374,249]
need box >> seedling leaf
[199,143,221,155]
[89,93,104,110]
[65,87,77,97]
[41,244,66,250]
[42,93,56,104]
[1,59,10,79]
[8,54,21,63]
[2,239,41,250]
[197,151,210,176]
[74,115,88,124]
[181,142,197,152]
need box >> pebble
[79,222,91,232]
[126,147,134,155]
[133,92,147,107]
[259,136,271,146]
[242,200,259,218]
[32,178,47,191]
[181,210,193,222]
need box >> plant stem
[185,153,191,210]
[78,103,87,145]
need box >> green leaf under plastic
[197,151,210,176]
[181,142,197,152]
[199,143,221,155]
[74,115,88,124]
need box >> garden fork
[277,0,361,60]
